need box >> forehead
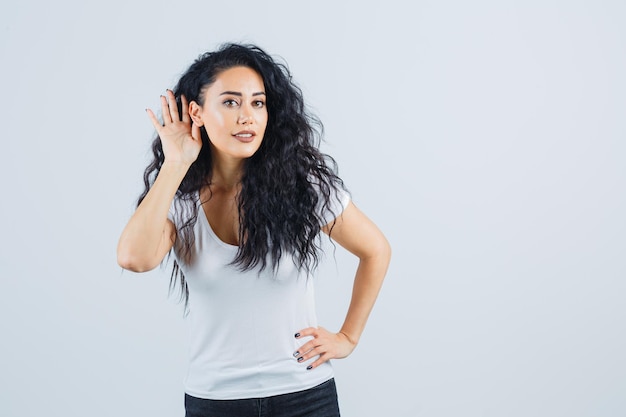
[206,66,265,95]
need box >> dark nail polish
[297,357,304,362]
[294,333,300,338]
[306,365,313,370]
[293,351,299,357]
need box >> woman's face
[191,66,268,161]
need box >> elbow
[373,235,392,270]
[361,236,391,266]
[116,248,158,273]
[380,238,392,265]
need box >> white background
[1,1,625,416]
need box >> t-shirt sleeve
[167,198,178,228]
[317,186,351,226]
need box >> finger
[180,94,190,123]
[293,342,311,358]
[306,353,330,371]
[160,94,173,124]
[146,108,163,131]
[297,345,325,363]
[293,335,324,359]
[293,327,321,358]
[295,327,318,339]
[167,89,181,122]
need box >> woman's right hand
[146,89,202,166]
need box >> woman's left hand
[293,326,357,370]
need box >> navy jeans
[184,378,340,417]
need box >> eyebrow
[219,91,266,97]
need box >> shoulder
[310,179,351,226]
[168,191,201,227]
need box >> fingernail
[293,351,299,357]
[306,365,313,370]
[297,357,304,362]
[294,333,300,338]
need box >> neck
[209,149,245,191]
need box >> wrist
[339,330,359,346]
[161,160,192,174]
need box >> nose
[237,104,253,125]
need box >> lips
[232,130,256,143]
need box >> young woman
[117,43,391,417]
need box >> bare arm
[117,162,188,272]
[294,201,391,369]
[117,91,202,272]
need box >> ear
[189,101,204,126]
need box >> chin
[232,147,262,160]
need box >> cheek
[259,112,269,130]
[206,108,226,125]
[203,109,228,136]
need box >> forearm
[339,248,391,344]
[117,161,190,271]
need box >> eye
[223,99,239,107]
[253,100,265,108]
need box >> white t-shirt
[169,188,350,400]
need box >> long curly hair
[138,43,347,306]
